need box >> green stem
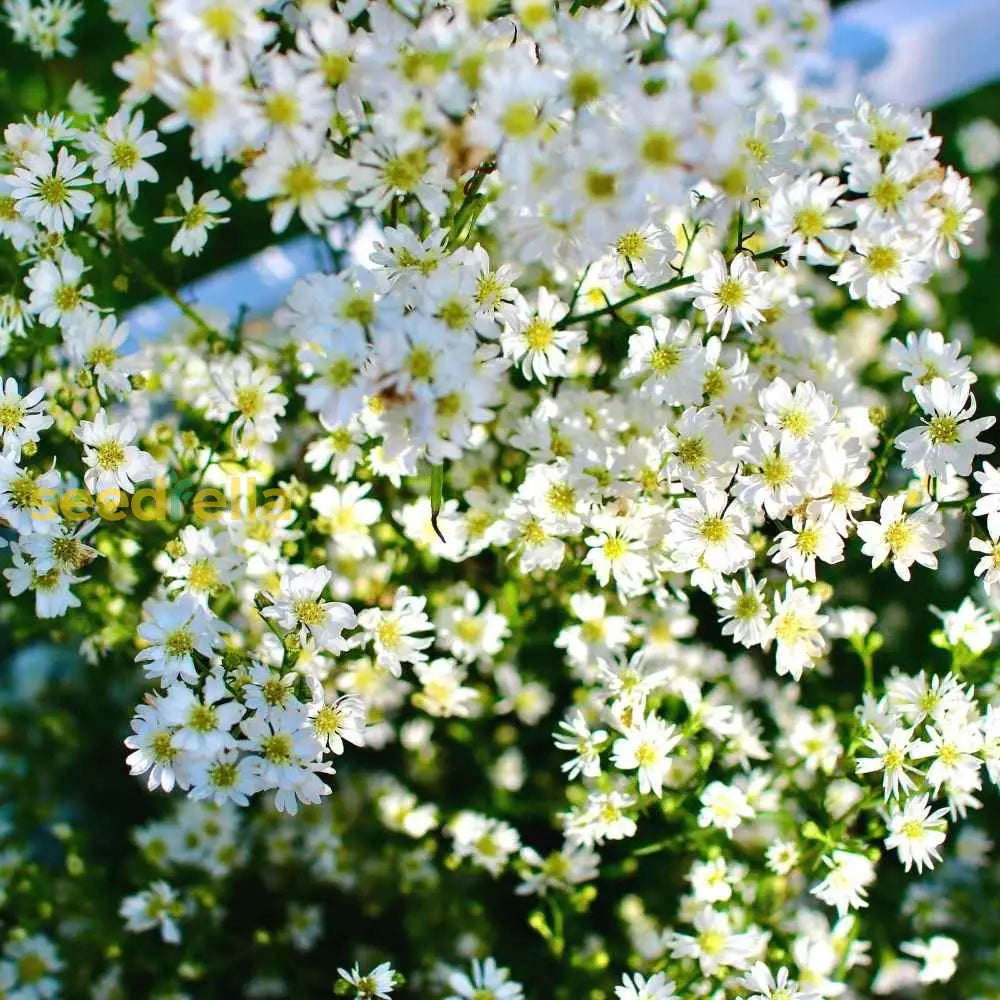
[555,244,789,329]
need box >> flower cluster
[1,0,999,997]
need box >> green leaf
[430,463,446,543]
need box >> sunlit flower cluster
[0,0,998,997]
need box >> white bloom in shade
[500,288,583,383]
[884,794,948,872]
[24,250,94,328]
[136,595,225,686]
[664,907,760,976]
[0,934,62,993]
[156,177,231,256]
[742,962,821,1000]
[82,109,164,199]
[337,961,397,999]
[516,841,599,897]
[970,532,1000,597]
[896,378,995,478]
[434,588,509,665]
[10,145,93,232]
[932,597,998,655]
[697,780,754,836]
[124,702,184,792]
[0,377,53,460]
[611,713,681,797]
[768,583,829,681]
[900,936,959,984]
[856,494,944,580]
[120,881,184,944]
[554,711,608,780]
[448,812,521,877]
[412,658,479,718]
[445,957,524,1000]
[614,971,677,1000]
[4,546,86,618]
[690,250,769,338]
[973,460,1000,537]
[75,408,158,494]
[811,849,876,917]
[357,588,434,677]
[261,566,357,652]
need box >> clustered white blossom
[0,0,998,996]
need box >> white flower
[136,595,224,686]
[554,711,608,780]
[896,378,995,478]
[261,566,357,653]
[500,288,583,383]
[622,317,706,405]
[156,177,231,255]
[697,780,754,836]
[900,937,959,984]
[855,726,918,800]
[82,109,164,199]
[667,488,754,579]
[831,222,930,308]
[445,957,523,1000]
[0,453,61,533]
[120,881,183,944]
[310,481,381,560]
[202,355,287,456]
[10,145,93,232]
[63,312,140,399]
[611,713,681,797]
[614,971,677,1000]
[884,794,948,872]
[811,849,876,917]
[0,377,53,460]
[768,582,829,681]
[75,408,158,494]
[856,494,944,581]
[24,250,93,328]
[716,574,771,648]
[356,589,434,677]
[690,250,769,338]
[742,963,819,1000]
[337,962,397,999]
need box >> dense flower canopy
[1,0,999,997]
